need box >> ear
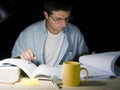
[43,11,49,19]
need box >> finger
[26,49,35,60]
[20,50,31,61]
[22,49,36,61]
[32,55,36,60]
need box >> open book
[0,58,62,80]
[79,51,120,80]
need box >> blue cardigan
[11,19,89,66]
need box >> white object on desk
[0,66,20,84]
[0,58,62,80]
[79,51,120,80]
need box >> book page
[79,51,120,76]
[0,58,37,78]
[81,64,115,78]
[32,64,62,80]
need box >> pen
[109,76,116,79]
[88,75,116,79]
[38,79,51,81]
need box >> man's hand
[20,49,36,61]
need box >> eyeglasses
[49,16,73,23]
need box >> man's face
[44,10,71,34]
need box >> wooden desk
[0,78,120,90]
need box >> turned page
[32,64,62,79]
[0,58,37,78]
[79,51,120,77]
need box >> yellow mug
[62,61,88,87]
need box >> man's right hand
[20,49,36,61]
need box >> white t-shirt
[44,31,64,66]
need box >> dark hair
[43,0,73,15]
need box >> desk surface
[0,78,120,90]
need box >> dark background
[0,0,119,59]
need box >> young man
[11,0,89,66]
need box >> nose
[61,20,68,27]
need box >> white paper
[0,58,62,79]
[0,58,37,78]
[33,64,62,79]
[79,51,120,80]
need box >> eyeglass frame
[49,16,73,23]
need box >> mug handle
[80,68,89,82]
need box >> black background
[0,0,119,59]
